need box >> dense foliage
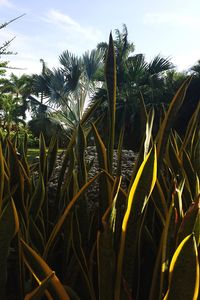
[0,34,199,300]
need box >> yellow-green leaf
[29,175,45,220]
[44,172,102,258]
[164,234,199,300]
[105,33,116,173]
[156,77,191,165]
[115,145,157,299]
[21,239,70,300]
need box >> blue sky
[1,0,200,76]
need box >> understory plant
[0,34,199,300]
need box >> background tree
[31,48,103,132]
[0,15,28,131]
[89,25,175,149]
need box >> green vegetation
[0,22,199,300]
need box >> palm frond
[148,55,174,75]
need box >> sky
[1,0,200,76]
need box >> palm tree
[32,48,103,129]
[91,25,174,149]
[190,59,200,76]
[0,73,35,131]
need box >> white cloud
[43,9,104,44]
[0,0,14,8]
[1,10,106,76]
[143,13,200,28]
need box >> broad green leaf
[91,123,108,172]
[167,136,182,178]
[97,177,122,300]
[138,91,148,148]
[44,172,102,258]
[192,138,200,178]
[128,108,154,191]
[7,140,27,221]
[91,122,112,216]
[76,124,87,187]
[181,101,200,153]
[81,98,101,125]
[29,175,45,220]
[116,126,124,176]
[97,229,115,300]
[177,196,200,247]
[105,33,116,173]
[29,217,45,254]
[58,147,75,214]
[115,146,157,300]
[151,179,168,225]
[47,135,58,181]
[156,76,191,165]
[71,211,96,300]
[0,199,19,300]
[56,132,76,198]
[59,148,75,211]
[149,232,164,300]
[39,133,47,179]
[164,234,199,300]
[159,199,177,300]
[21,239,70,300]
[182,149,197,199]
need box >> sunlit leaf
[164,234,199,300]
[115,146,157,299]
